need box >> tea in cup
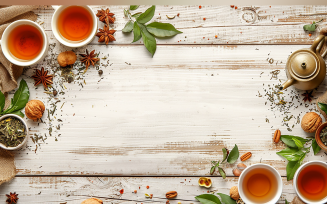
[51,5,97,47]
[238,163,283,204]
[0,20,48,66]
[294,161,327,204]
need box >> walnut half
[301,112,322,133]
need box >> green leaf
[132,12,142,19]
[293,138,304,149]
[217,193,236,204]
[137,5,155,24]
[218,167,226,179]
[318,102,327,115]
[227,144,239,164]
[222,148,228,162]
[132,22,142,42]
[281,135,308,148]
[277,147,305,161]
[124,9,129,17]
[10,110,24,118]
[285,199,289,204]
[303,23,317,32]
[4,79,29,114]
[195,194,222,204]
[122,21,134,33]
[286,160,302,181]
[210,161,219,175]
[0,90,5,113]
[138,23,157,56]
[130,5,139,10]
[312,139,321,155]
[146,22,182,37]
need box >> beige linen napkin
[0,5,39,185]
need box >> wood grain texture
[35,5,327,45]
[13,44,327,176]
[0,177,296,203]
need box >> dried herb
[0,79,30,118]
[302,90,313,102]
[210,145,239,179]
[276,135,321,180]
[6,192,18,204]
[31,67,53,88]
[123,5,182,56]
[0,117,26,147]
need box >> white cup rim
[293,160,327,204]
[0,20,48,66]
[0,114,29,151]
[51,5,97,48]
[238,163,283,204]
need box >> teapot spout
[280,78,295,90]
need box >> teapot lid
[289,50,318,79]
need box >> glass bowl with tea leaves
[315,122,327,152]
[0,114,28,150]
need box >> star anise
[96,25,116,45]
[302,90,314,102]
[6,192,18,204]
[96,8,115,25]
[31,67,53,88]
[79,49,100,73]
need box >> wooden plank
[0,177,296,203]
[35,5,327,45]
[12,44,326,176]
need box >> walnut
[230,186,240,200]
[57,51,77,67]
[291,196,305,204]
[81,198,103,204]
[301,112,322,133]
[25,100,45,121]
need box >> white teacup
[0,20,48,66]
[238,163,283,204]
[51,5,98,47]
[293,161,327,204]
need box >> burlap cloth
[0,5,39,186]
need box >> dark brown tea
[297,164,327,201]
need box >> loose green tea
[320,126,327,146]
[0,117,26,147]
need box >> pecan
[273,129,281,143]
[166,191,178,199]
[240,152,252,161]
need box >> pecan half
[166,191,178,199]
[273,129,281,143]
[240,152,252,161]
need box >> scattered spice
[53,90,58,96]
[235,6,238,9]
[96,8,115,25]
[230,5,234,8]
[98,70,103,76]
[215,35,218,38]
[177,13,180,17]
[166,15,175,19]
[302,90,313,102]
[96,25,116,45]
[0,117,26,147]
[79,49,100,73]
[6,192,18,204]
[199,5,202,9]
[146,185,149,189]
[134,190,137,193]
[31,67,53,88]
[203,18,206,20]
[309,33,312,37]
[119,189,124,194]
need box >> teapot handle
[311,35,326,57]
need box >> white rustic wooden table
[1,5,327,204]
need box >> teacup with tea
[0,20,48,66]
[294,161,327,204]
[238,163,283,204]
[51,5,97,47]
